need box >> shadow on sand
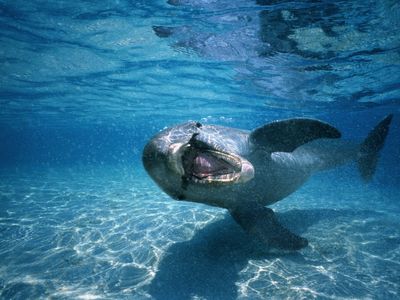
[147,208,381,299]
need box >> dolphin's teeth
[181,141,246,185]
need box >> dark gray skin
[143,116,392,250]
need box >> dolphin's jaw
[168,142,254,185]
[167,142,186,176]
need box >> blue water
[1,0,399,299]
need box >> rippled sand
[0,165,399,299]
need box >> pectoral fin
[230,203,308,250]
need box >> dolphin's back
[292,139,359,172]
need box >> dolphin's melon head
[142,122,254,200]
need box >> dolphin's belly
[241,152,311,206]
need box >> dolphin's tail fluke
[357,114,393,181]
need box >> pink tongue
[193,153,225,176]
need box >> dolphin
[142,115,393,250]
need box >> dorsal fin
[250,118,341,152]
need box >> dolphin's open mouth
[181,146,254,184]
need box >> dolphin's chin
[181,146,254,185]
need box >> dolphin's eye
[188,133,199,145]
[188,133,210,150]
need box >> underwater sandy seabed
[0,164,399,299]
